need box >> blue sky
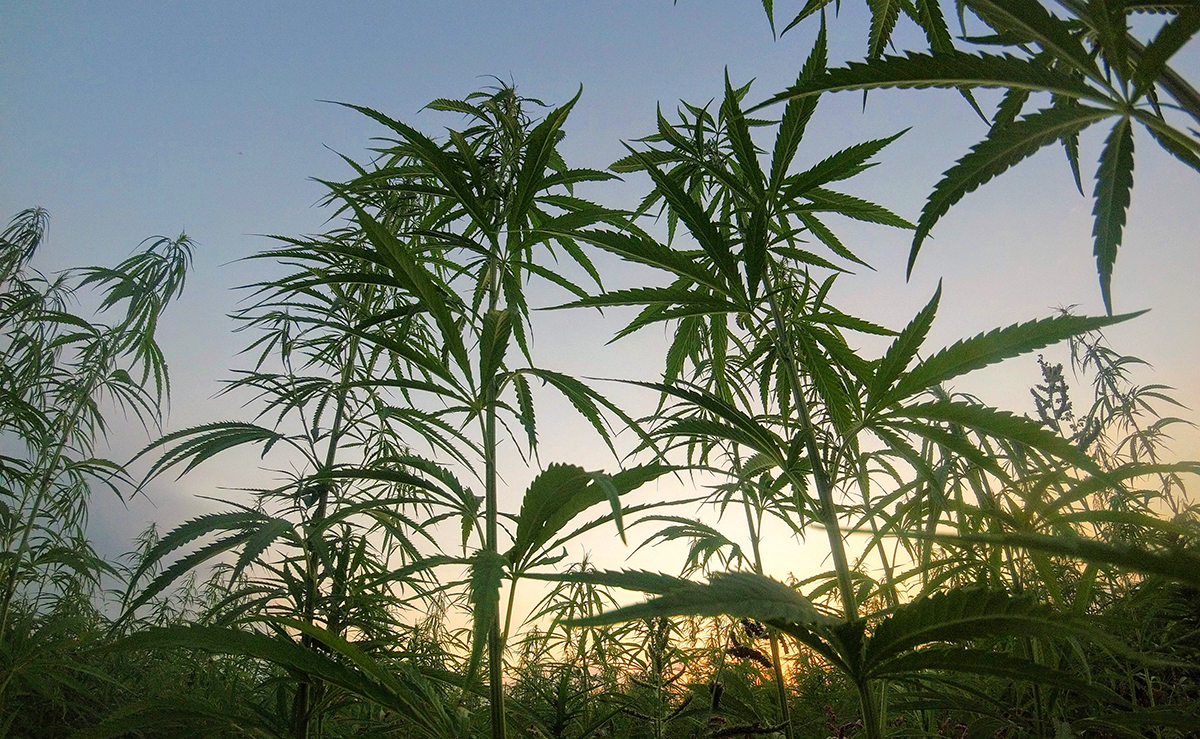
[3,2,1198,574]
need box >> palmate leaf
[623,147,741,285]
[547,570,830,628]
[336,102,494,234]
[943,531,1200,588]
[509,464,590,567]
[779,130,907,205]
[556,228,727,293]
[105,624,459,737]
[509,87,580,234]
[526,568,689,595]
[873,648,1116,700]
[553,286,742,316]
[753,51,1104,113]
[868,282,941,412]
[342,197,473,380]
[132,421,289,482]
[961,0,1105,82]
[625,379,784,458]
[885,400,1104,474]
[123,509,268,594]
[862,587,1103,674]
[1078,707,1200,735]
[509,463,675,570]
[909,103,1112,275]
[889,310,1142,404]
[1093,117,1135,313]
[121,527,260,623]
[69,700,273,739]
[466,548,508,682]
[518,369,634,459]
[722,71,765,197]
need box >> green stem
[764,286,857,622]
[741,492,794,739]
[484,242,507,739]
[857,681,884,739]
[294,337,358,739]
[0,391,90,638]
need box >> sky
[3,2,1199,594]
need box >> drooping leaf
[1092,117,1135,313]
[556,570,832,629]
[909,103,1111,276]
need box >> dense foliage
[2,2,1198,738]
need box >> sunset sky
[3,1,1198,585]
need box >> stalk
[741,492,794,739]
[764,285,857,621]
[857,681,884,739]
[293,336,358,739]
[763,268,882,732]
[484,243,507,739]
[0,381,92,638]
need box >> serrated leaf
[559,570,831,628]
[961,0,1104,82]
[753,52,1105,113]
[869,283,940,411]
[887,401,1103,473]
[1092,117,1135,313]
[466,548,508,681]
[863,587,1097,672]
[892,310,1141,402]
[909,103,1111,276]
[945,532,1200,588]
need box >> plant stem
[764,286,857,622]
[742,492,794,739]
[484,243,507,739]
[294,337,357,739]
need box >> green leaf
[800,187,914,228]
[888,401,1104,473]
[769,25,824,190]
[722,71,765,196]
[780,130,907,204]
[869,283,940,411]
[862,587,1099,673]
[1132,8,1200,100]
[961,0,1104,83]
[560,229,727,294]
[623,147,740,285]
[909,103,1111,276]
[753,52,1104,113]
[558,570,831,629]
[945,532,1200,588]
[868,0,904,60]
[914,0,955,52]
[510,463,673,569]
[509,87,581,233]
[336,102,494,233]
[342,197,472,379]
[105,625,457,735]
[1092,117,1135,313]
[892,310,1142,402]
[872,648,1115,700]
[466,548,508,681]
[133,422,287,482]
[480,308,512,381]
